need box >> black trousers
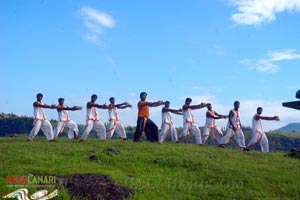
[133,117,158,142]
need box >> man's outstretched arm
[33,101,57,109]
[183,103,208,110]
[57,106,83,111]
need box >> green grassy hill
[1,136,300,199]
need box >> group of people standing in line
[28,92,280,153]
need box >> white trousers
[247,130,269,152]
[179,122,202,144]
[159,123,178,143]
[106,120,126,139]
[81,120,106,140]
[202,127,223,144]
[28,119,54,141]
[54,120,79,140]
[220,128,246,148]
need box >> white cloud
[79,7,115,45]
[241,49,300,73]
[81,7,115,28]
[84,33,101,46]
[254,60,279,73]
[84,20,103,34]
[230,0,300,25]
[267,49,300,61]
[241,59,279,73]
[213,44,226,56]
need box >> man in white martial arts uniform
[158,101,182,144]
[28,93,57,141]
[202,103,228,144]
[178,98,208,145]
[53,98,82,140]
[246,107,279,152]
[219,101,249,151]
[106,97,132,140]
[80,94,108,142]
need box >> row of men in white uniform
[27,94,279,152]
[28,94,129,142]
[162,98,279,152]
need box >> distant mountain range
[274,123,300,133]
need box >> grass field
[1,136,300,199]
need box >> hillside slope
[275,123,300,133]
[1,136,300,199]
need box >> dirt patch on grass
[62,174,134,200]
[286,148,300,159]
[30,173,134,200]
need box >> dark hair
[257,107,263,111]
[36,93,43,98]
[165,100,170,104]
[58,98,64,102]
[140,92,147,98]
[185,97,192,102]
[234,101,240,105]
[91,94,97,99]
[109,97,115,102]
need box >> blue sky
[1,0,300,131]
